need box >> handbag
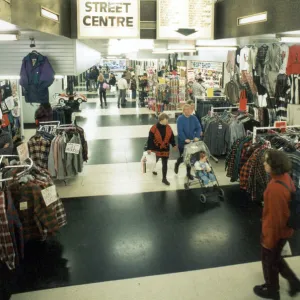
[103,83,110,90]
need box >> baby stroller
[183,141,225,203]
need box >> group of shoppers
[147,104,300,299]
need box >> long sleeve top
[177,115,202,149]
[262,173,294,249]
[286,45,300,75]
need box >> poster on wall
[77,0,140,39]
[157,0,214,40]
[102,59,127,71]
[191,61,224,88]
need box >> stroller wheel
[218,188,225,200]
[200,194,207,203]
[184,183,189,190]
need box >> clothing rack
[252,125,300,143]
[0,155,33,182]
[211,106,239,115]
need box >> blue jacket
[177,114,202,149]
[19,53,55,103]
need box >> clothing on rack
[289,75,300,105]
[279,44,289,73]
[275,73,290,121]
[52,106,73,125]
[287,104,300,125]
[286,45,300,75]
[224,80,239,104]
[19,52,55,103]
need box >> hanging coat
[19,53,55,103]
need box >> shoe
[162,178,170,186]
[152,171,158,176]
[289,279,300,297]
[174,163,179,174]
[253,284,280,300]
[187,174,194,181]
[105,103,108,107]
[101,104,103,108]
[118,105,120,108]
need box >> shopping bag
[239,90,247,111]
[103,83,110,90]
[281,241,292,257]
[140,151,156,173]
[111,85,116,93]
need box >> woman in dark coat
[146,113,176,186]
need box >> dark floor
[4,185,300,295]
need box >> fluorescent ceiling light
[106,56,118,59]
[280,37,300,43]
[0,34,18,41]
[153,49,196,54]
[238,12,267,26]
[0,20,18,32]
[54,75,64,79]
[0,75,20,80]
[196,46,237,51]
[41,7,60,22]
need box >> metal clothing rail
[252,125,300,143]
[0,155,33,182]
[211,106,239,115]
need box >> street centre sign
[77,0,139,39]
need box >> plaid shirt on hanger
[0,192,15,270]
[28,135,51,169]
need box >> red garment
[262,173,294,249]
[286,45,300,75]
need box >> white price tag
[20,202,28,211]
[17,143,29,163]
[41,185,59,207]
[65,143,81,155]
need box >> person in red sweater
[254,150,300,300]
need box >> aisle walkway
[11,83,300,300]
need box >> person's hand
[200,132,204,137]
[147,150,151,154]
[185,139,191,144]
[173,145,178,151]
[3,143,9,148]
[194,138,199,142]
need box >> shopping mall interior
[1,0,300,299]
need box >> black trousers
[176,148,191,175]
[262,239,298,291]
[100,90,107,105]
[156,156,168,179]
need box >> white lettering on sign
[65,143,81,155]
[17,143,29,163]
[78,0,139,39]
[42,186,59,207]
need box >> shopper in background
[147,113,176,186]
[98,74,108,108]
[175,104,202,180]
[131,76,137,100]
[117,74,128,108]
[85,70,90,91]
[89,67,99,91]
[253,150,300,300]
[0,119,13,155]
[186,100,203,134]
[192,77,206,99]
[109,73,116,87]
[125,69,131,85]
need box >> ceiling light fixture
[279,37,300,43]
[0,34,19,41]
[41,7,60,22]
[237,12,267,26]
[196,46,238,51]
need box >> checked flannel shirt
[240,149,259,191]
[28,134,51,169]
[0,192,15,270]
[225,139,241,179]
[10,182,60,241]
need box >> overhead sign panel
[157,0,214,40]
[77,0,139,39]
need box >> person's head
[264,150,292,175]
[186,100,195,112]
[98,74,104,82]
[197,78,204,84]
[158,113,169,125]
[182,104,192,117]
[122,74,125,78]
[199,151,207,160]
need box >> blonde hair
[98,74,104,82]
[182,104,191,112]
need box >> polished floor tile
[12,257,300,300]
[7,185,300,296]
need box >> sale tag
[17,143,29,163]
[20,202,28,211]
[41,185,59,207]
[274,121,287,133]
[65,143,81,154]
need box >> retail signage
[77,0,139,39]
[17,143,29,163]
[157,0,214,40]
[65,143,81,155]
[274,121,287,133]
[42,186,59,207]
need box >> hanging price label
[17,143,29,163]
[65,143,81,155]
[274,121,287,133]
[41,185,59,207]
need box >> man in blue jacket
[175,104,202,180]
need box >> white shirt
[240,47,250,71]
[118,78,128,90]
